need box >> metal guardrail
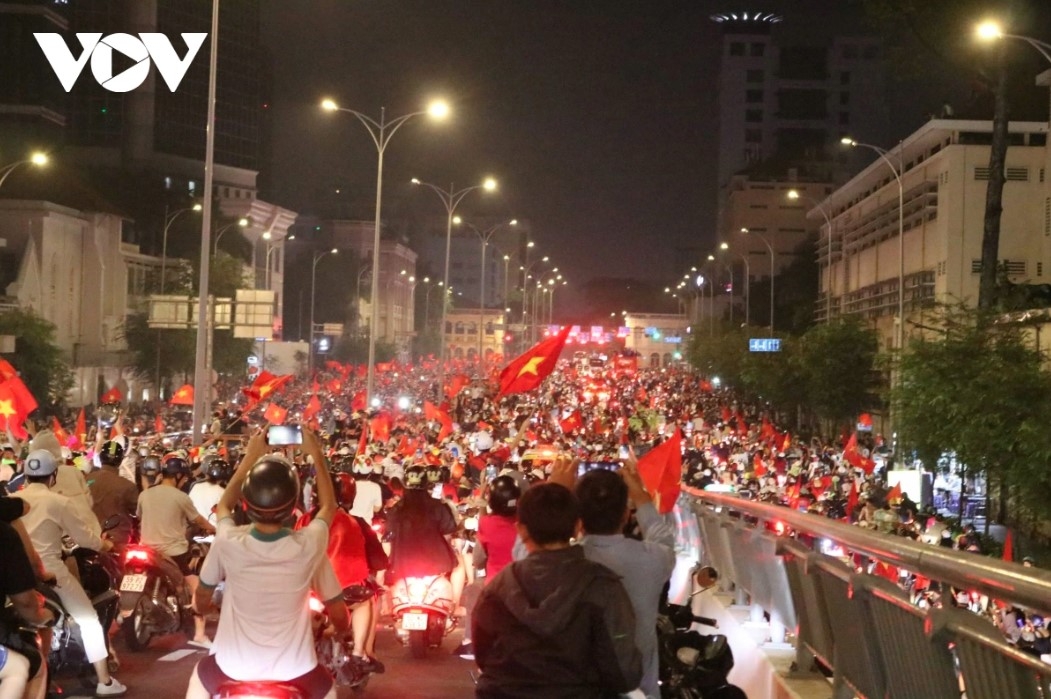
[684,487,1051,699]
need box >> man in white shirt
[15,450,127,696]
[349,458,383,522]
[186,429,350,699]
[188,457,229,525]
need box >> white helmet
[25,449,59,477]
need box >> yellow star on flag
[517,356,545,378]
[0,398,15,418]
[175,389,189,399]
[258,384,273,398]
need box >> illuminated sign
[749,338,781,352]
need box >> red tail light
[125,548,150,563]
[774,521,786,536]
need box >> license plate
[402,612,428,631]
[120,574,147,593]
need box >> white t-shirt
[137,484,200,557]
[189,481,226,524]
[200,518,340,681]
[349,479,383,520]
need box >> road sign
[749,338,781,352]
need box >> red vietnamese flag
[445,374,470,400]
[170,384,194,406]
[842,432,875,474]
[424,401,453,442]
[496,325,571,399]
[51,417,70,446]
[356,421,369,456]
[369,412,391,443]
[0,358,17,382]
[0,382,28,439]
[396,434,413,457]
[100,386,122,404]
[559,410,583,434]
[263,402,288,425]
[858,413,873,429]
[375,361,393,374]
[74,408,86,448]
[257,374,293,401]
[636,428,683,514]
[753,452,767,477]
[846,481,859,520]
[324,360,343,373]
[303,394,322,422]
[154,413,164,434]
[351,391,366,412]
[1002,529,1014,562]
[782,433,792,452]
[886,483,902,503]
[326,378,342,394]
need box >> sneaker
[364,655,386,674]
[188,638,212,650]
[96,678,128,696]
[453,641,475,660]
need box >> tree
[0,308,74,409]
[332,334,396,365]
[890,304,1051,522]
[795,318,881,431]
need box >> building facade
[442,308,508,364]
[814,119,1051,348]
[623,313,690,369]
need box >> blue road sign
[749,338,781,352]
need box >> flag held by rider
[636,427,683,514]
[496,325,572,399]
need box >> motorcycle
[389,574,455,658]
[308,595,370,693]
[216,682,305,698]
[118,534,209,651]
[38,515,123,689]
[657,603,745,699]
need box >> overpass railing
[683,487,1051,699]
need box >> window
[188,180,196,195]
[745,109,763,123]
[746,69,764,83]
[974,167,990,181]
[839,112,850,125]
[745,129,762,143]
[746,89,764,103]
[1039,262,1044,277]
[750,42,765,57]
[485,322,494,335]
[1006,167,1029,181]
[840,71,851,85]
[730,42,745,56]
[839,92,850,106]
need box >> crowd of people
[1,351,1047,698]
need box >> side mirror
[694,565,719,590]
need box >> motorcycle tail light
[125,548,150,563]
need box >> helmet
[403,465,428,490]
[205,457,232,483]
[352,455,372,476]
[99,440,126,467]
[24,449,59,478]
[333,472,357,509]
[141,455,162,477]
[162,453,190,477]
[488,475,520,517]
[425,464,448,485]
[241,456,300,524]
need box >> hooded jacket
[473,545,642,699]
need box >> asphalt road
[52,620,478,698]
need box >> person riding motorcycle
[13,450,127,696]
[189,455,230,525]
[88,440,138,550]
[187,428,350,699]
[137,453,216,648]
[385,465,458,581]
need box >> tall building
[711,11,889,192]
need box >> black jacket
[473,545,642,699]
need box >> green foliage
[332,334,396,365]
[0,308,74,408]
[891,304,1051,520]
[794,318,881,427]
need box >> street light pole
[309,248,338,377]
[458,218,516,368]
[843,139,904,348]
[412,178,498,385]
[322,98,448,404]
[212,217,248,255]
[788,189,835,322]
[976,22,1051,64]
[0,152,48,190]
[742,228,776,331]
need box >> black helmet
[141,455,163,484]
[162,453,190,477]
[488,475,520,517]
[241,456,300,523]
[425,464,448,485]
[205,457,232,483]
[99,440,126,467]
[404,465,428,490]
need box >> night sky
[261,1,894,298]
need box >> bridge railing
[683,487,1051,699]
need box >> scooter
[308,595,370,693]
[389,574,455,658]
[657,603,744,699]
[38,515,123,689]
[118,536,205,651]
[216,682,305,698]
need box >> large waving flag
[170,384,195,406]
[636,427,683,514]
[496,326,571,399]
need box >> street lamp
[323,96,449,403]
[741,227,776,331]
[841,137,904,348]
[263,233,294,291]
[159,203,203,295]
[309,248,338,376]
[975,21,1051,64]
[0,152,47,189]
[456,217,517,365]
[520,255,550,342]
[720,242,750,326]
[412,177,497,383]
[212,217,248,255]
[709,252,734,325]
[788,189,835,322]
